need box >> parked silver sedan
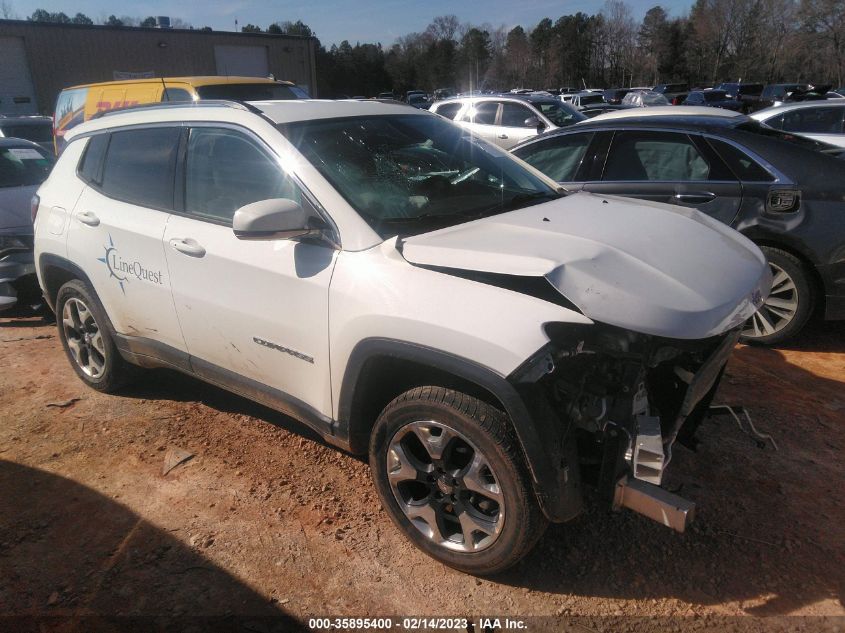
[429,94,586,149]
[750,101,845,148]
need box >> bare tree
[1,0,16,19]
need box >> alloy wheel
[743,262,799,339]
[386,420,504,552]
[62,297,106,378]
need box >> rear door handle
[168,238,206,257]
[674,192,716,204]
[497,134,509,139]
[76,211,100,226]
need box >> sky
[7,0,696,46]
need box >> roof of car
[551,113,751,136]
[64,76,293,90]
[65,99,427,141]
[586,105,743,122]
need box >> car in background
[683,89,743,111]
[621,91,669,107]
[511,112,845,343]
[377,91,396,100]
[0,115,54,154]
[652,83,689,105]
[602,88,632,104]
[428,94,586,149]
[580,104,632,118]
[560,91,606,109]
[1,138,54,312]
[54,76,310,153]
[751,101,845,148]
[752,83,824,111]
[715,82,764,112]
[407,93,431,109]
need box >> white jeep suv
[33,99,771,574]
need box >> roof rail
[90,99,262,120]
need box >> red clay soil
[1,314,843,632]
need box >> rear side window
[706,138,774,182]
[604,131,714,181]
[78,134,109,184]
[779,107,845,133]
[184,127,301,224]
[513,133,594,182]
[100,127,181,209]
[433,102,462,120]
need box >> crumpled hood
[0,184,38,235]
[400,192,771,340]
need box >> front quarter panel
[328,238,592,421]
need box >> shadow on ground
[0,460,308,631]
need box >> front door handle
[497,134,509,139]
[76,211,100,226]
[674,192,716,204]
[169,238,206,257]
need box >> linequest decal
[97,234,164,294]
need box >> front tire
[369,387,547,575]
[56,280,137,392]
[741,247,814,345]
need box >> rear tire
[369,386,548,575]
[741,247,814,345]
[55,280,138,392]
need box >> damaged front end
[511,322,740,532]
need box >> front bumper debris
[0,250,37,312]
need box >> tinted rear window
[0,145,53,188]
[0,123,52,144]
[196,83,309,100]
[100,127,180,209]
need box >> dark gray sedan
[0,138,54,312]
[511,113,845,344]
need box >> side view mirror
[233,198,326,241]
[524,116,545,130]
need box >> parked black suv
[715,82,764,112]
[511,113,845,343]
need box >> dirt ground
[1,312,843,632]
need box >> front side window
[779,107,845,133]
[462,102,498,125]
[604,131,713,181]
[500,103,535,127]
[100,127,180,209]
[433,102,462,120]
[281,114,558,238]
[0,144,54,188]
[534,101,586,127]
[185,127,301,224]
[513,133,594,182]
